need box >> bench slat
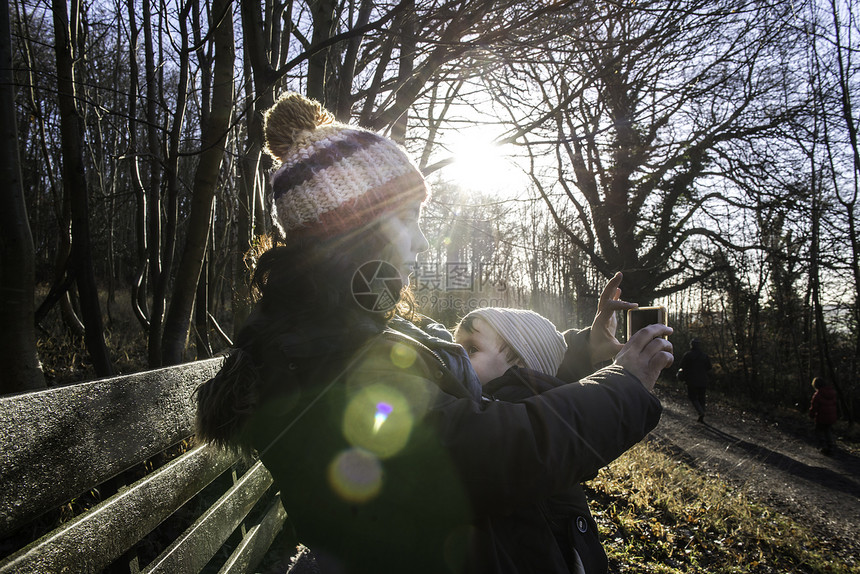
[0,358,222,537]
[141,461,277,574]
[0,444,237,574]
[217,497,289,574]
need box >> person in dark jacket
[455,307,630,574]
[679,339,712,422]
[809,377,838,455]
[195,92,673,574]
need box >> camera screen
[627,306,667,340]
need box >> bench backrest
[0,359,287,573]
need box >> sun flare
[442,128,526,196]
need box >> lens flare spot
[390,342,418,369]
[344,385,413,458]
[328,448,383,503]
[373,402,393,432]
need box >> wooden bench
[0,358,289,574]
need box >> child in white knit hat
[455,306,611,574]
[454,307,568,385]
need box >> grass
[589,441,859,574]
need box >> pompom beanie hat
[263,92,429,240]
[464,308,567,376]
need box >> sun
[440,126,527,197]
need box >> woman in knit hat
[196,92,673,573]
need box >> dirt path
[649,385,860,567]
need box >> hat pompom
[263,92,334,162]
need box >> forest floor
[649,383,860,567]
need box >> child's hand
[614,324,674,391]
[589,272,637,365]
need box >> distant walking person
[679,339,711,422]
[809,377,838,455]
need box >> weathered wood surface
[0,357,289,574]
[217,497,289,574]
[141,460,276,574]
[0,358,222,536]
[0,444,238,574]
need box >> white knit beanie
[463,308,567,376]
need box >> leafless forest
[1,0,858,420]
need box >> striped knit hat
[462,308,567,376]
[263,92,429,240]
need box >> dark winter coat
[809,385,838,426]
[679,348,711,388]
[245,316,662,574]
[481,348,607,572]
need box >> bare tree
[0,0,45,393]
[486,0,805,304]
[13,1,84,339]
[161,0,234,365]
[51,0,113,376]
[126,0,150,333]
[803,0,858,420]
[140,0,165,366]
[232,0,281,336]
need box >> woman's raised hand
[614,324,674,391]
[589,272,637,366]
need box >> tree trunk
[16,0,84,338]
[335,0,373,121]
[390,0,414,145]
[161,0,233,365]
[153,0,191,366]
[52,0,113,376]
[235,0,277,336]
[142,0,163,366]
[828,0,860,423]
[126,0,150,332]
[194,209,214,359]
[0,0,46,393]
[31,203,82,336]
[307,0,336,103]
[810,187,842,410]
